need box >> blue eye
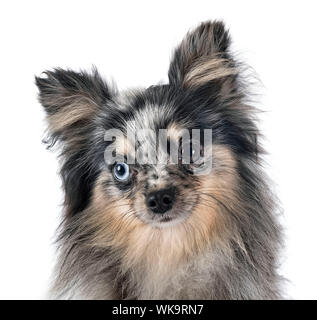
[113,163,130,181]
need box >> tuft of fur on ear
[168,21,237,89]
[35,68,112,217]
[35,68,111,145]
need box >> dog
[36,20,283,299]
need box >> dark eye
[113,162,130,181]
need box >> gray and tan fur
[36,21,283,299]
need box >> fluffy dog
[36,21,283,299]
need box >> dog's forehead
[125,103,178,144]
[136,105,184,145]
[132,104,171,129]
[106,104,184,173]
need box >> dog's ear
[35,68,111,146]
[168,21,237,94]
[36,68,112,216]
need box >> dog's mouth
[134,195,198,228]
[149,212,191,228]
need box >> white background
[0,0,316,299]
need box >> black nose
[146,188,176,214]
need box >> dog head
[36,21,258,245]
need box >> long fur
[36,20,283,299]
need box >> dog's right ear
[36,68,113,217]
[35,68,112,146]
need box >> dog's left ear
[168,21,237,94]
